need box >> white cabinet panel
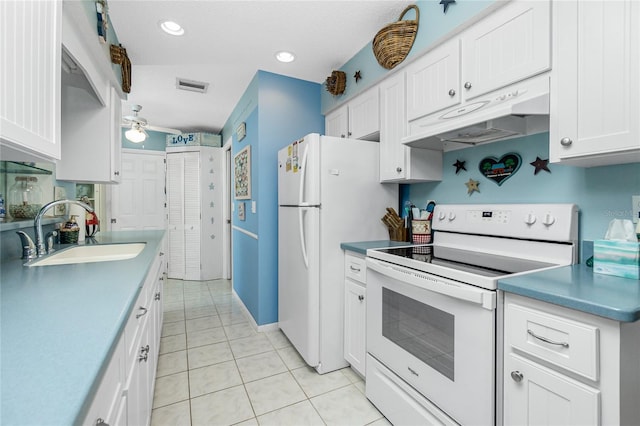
[344,279,366,376]
[550,0,640,166]
[406,39,460,121]
[504,353,600,426]
[380,72,442,183]
[461,0,551,100]
[0,0,61,161]
[325,106,348,138]
[325,87,379,141]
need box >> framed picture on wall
[234,145,251,199]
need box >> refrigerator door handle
[298,142,310,205]
[298,207,309,268]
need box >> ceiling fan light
[160,20,185,36]
[125,126,147,143]
[275,51,295,63]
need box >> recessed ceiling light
[275,51,295,63]
[160,20,185,36]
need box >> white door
[223,139,232,280]
[109,150,166,231]
[278,205,320,368]
[504,353,600,425]
[461,0,551,100]
[182,152,201,280]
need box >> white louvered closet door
[167,154,186,279]
[183,152,202,281]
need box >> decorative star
[453,159,467,174]
[209,183,215,190]
[354,70,362,83]
[465,178,480,195]
[440,0,456,14]
[530,156,551,175]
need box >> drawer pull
[527,329,569,348]
[96,418,109,426]
[358,295,364,302]
[136,306,148,319]
[349,265,361,273]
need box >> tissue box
[593,240,640,280]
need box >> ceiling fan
[122,104,181,143]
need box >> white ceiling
[107,0,414,135]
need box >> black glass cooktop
[374,245,557,277]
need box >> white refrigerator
[277,133,398,374]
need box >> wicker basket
[372,5,420,70]
[110,44,132,93]
[325,70,346,96]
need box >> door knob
[448,89,456,97]
[560,137,573,146]
[464,81,472,90]
[511,370,524,382]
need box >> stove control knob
[448,212,456,221]
[438,211,446,221]
[542,213,556,226]
[524,213,537,225]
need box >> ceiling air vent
[176,78,209,94]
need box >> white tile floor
[152,278,389,426]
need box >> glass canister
[8,176,43,219]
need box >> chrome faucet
[34,199,94,257]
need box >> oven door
[366,257,496,426]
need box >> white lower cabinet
[83,247,165,426]
[343,251,367,377]
[503,293,640,426]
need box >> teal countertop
[0,230,165,425]
[498,265,640,322]
[340,240,413,256]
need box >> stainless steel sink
[27,243,146,266]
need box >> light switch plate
[251,201,256,213]
[632,195,640,223]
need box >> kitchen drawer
[506,302,599,381]
[345,252,366,284]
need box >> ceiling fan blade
[146,124,182,134]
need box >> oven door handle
[367,258,496,310]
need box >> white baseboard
[232,289,279,333]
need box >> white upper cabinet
[380,72,442,183]
[406,39,460,122]
[56,1,124,183]
[550,0,640,166]
[325,86,380,141]
[325,105,348,139]
[461,0,551,101]
[406,0,550,125]
[0,0,62,162]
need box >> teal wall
[321,0,495,113]
[223,70,324,325]
[407,134,640,245]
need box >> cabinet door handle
[396,167,403,173]
[350,265,361,272]
[560,137,573,147]
[141,344,150,354]
[155,292,161,301]
[114,171,120,176]
[136,306,148,319]
[96,418,110,426]
[138,353,148,362]
[448,89,456,97]
[510,370,523,383]
[527,329,569,348]
[358,295,364,301]
[464,81,472,90]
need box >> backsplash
[406,132,640,243]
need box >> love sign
[479,153,521,186]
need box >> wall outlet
[633,195,640,223]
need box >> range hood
[403,75,550,151]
